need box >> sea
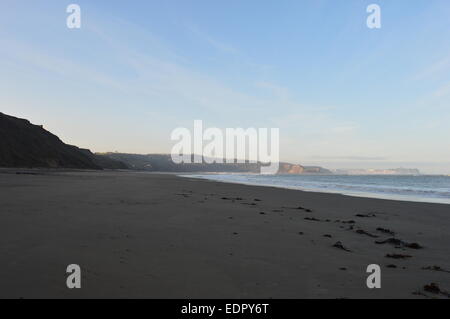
[180,174,450,205]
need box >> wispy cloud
[0,37,128,92]
[432,81,450,98]
[187,24,239,55]
[413,55,450,81]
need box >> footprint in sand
[304,217,322,222]
[355,213,377,218]
[376,238,423,249]
[333,241,352,252]
[422,266,450,273]
[385,253,412,259]
[355,229,379,238]
[376,227,396,236]
[386,264,397,268]
[422,283,450,298]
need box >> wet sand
[0,170,449,298]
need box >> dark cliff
[0,112,126,169]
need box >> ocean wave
[182,174,450,204]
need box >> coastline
[180,173,450,205]
[1,169,449,298]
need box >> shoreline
[179,173,450,206]
[1,170,449,298]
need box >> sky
[1,0,450,174]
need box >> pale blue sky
[1,1,450,173]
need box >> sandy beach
[0,169,449,299]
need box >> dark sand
[0,170,449,299]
